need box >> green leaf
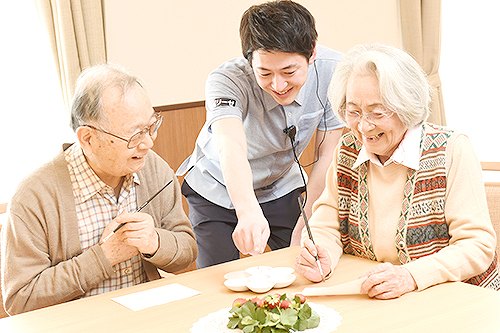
[227,317,240,329]
[241,302,257,317]
[255,307,267,324]
[242,324,257,333]
[305,313,320,329]
[280,308,298,326]
[296,319,308,331]
[297,303,312,320]
[267,311,280,323]
[241,316,258,326]
[272,328,290,333]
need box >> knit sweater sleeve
[302,143,344,270]
[137,151,197,273]
[403,133,496,290]
[1,154,114,315]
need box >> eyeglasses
[344,107,394,125]
[83,112,163,149]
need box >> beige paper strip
[302,277,365,296]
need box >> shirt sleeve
[204,70,248,130]
[139,152,197,274]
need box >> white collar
[353,125,422,170]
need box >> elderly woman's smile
[345,72,407,164]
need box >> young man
[1,64,197,315]
[178,0,344,268]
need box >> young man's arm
[212,117,270,255]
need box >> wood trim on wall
[0,203,7,214]
[481,162,500,172]
[152,104,206,171]
[154,101,205,113]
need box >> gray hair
[330,43,431,128]
[70,64,142,131]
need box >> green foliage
[227,293,320,332]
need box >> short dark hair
[240,0,318,64]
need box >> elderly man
[0,64,197,315]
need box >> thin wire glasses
[83,112,163,149]
[344,106,394,125]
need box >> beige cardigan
[307,130,497,290]
[1,147,197,315]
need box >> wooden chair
[482,162,500,263]
[0,258,7,318]
[0,204,9,317]
[484,183,500,261]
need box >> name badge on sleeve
[214,98,236,108]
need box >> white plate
[246,275,275,293]
[224,278,249,292]
[223,270,250,280]
[223,266,297,292]
[272,273,296,288]
[244,266,274,276]
[272,266,295,275]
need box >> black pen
[101,179,173,243]
[297,196,325,282]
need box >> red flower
[232,298,248,308]
[279,300,291,309]
[251,297,265,308]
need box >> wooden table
[1,246,499,332]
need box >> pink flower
[279,300,291,309]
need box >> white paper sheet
[111,283,200,311]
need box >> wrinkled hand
[232,213,270,256]
[295,239,332,282]
[360,262,417,299]
[100,216,139,266]
[113,212,159,254]
[100,212,159,266]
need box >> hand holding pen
[101,179,173,244]
[297,196,326,282]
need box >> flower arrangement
[227,293,320,333]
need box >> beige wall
[105,0,401,106]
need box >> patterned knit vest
[337,123,500,290]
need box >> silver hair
[70,63,142,131]
[330,43,431,128]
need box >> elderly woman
[296,43,499,299]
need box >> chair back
[0,223,8,318]
[485,182,500,263]
[482,162,500,263]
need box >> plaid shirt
[65,144,146,297]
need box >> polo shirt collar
[262,89,280,112]
[352,124,423,170]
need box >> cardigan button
[397,240,405,249]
